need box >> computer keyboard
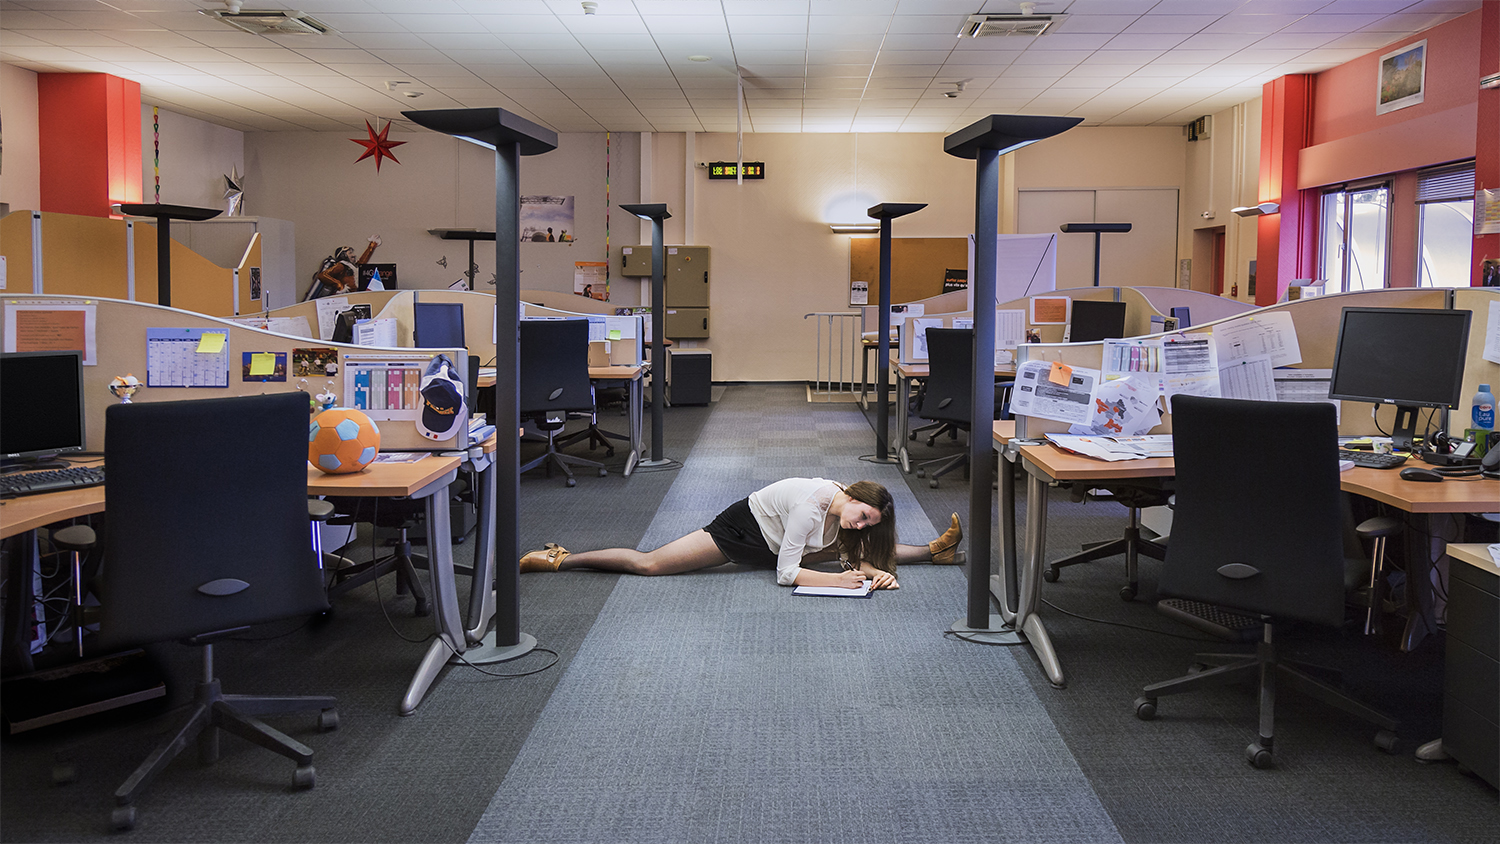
[1337,449,1409,469]
[0,465,106,497]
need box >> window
[1320,183,1390,292]
[1416,162,1475,288]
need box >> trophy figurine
[108,373,141,403]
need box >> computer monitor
[413,302,466,349]
[1328,307,1472,451]
[1,350,87,470]
[1066,300,1127,342]
[1170,307,1192,328]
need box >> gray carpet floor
[467,384,1121,844]
[2,383,1496,843]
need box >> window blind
[1415,162,1475,203]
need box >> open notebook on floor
[792,582,873,598]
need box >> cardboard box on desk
[588,341,610,367]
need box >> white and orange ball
[308,407,380,474]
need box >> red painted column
[37,73,142,217]
[1473,2,1499,285]
[1255,74,1316,306]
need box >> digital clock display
[707,161,765,180]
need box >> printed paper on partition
[1212,311,1302,368]
[1011,359,1098,426]
[1161,334,1220,409]
[1217,355,1277,402]
[1102,337,1166,394]
[3,299,99,365]
[909,317,944,361]
[1069,373,1161,437]
[1484,300,1500,365]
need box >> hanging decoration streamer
[153,107,160,202]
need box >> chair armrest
[308,499,336,523]
[1355,515,1401,540]
[51,524,97,553]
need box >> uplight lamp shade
[619,203,671,221]
[1232,202,1280,217]
[401,108,557,155]
[830,224,880,234]
[944,114,1084,159]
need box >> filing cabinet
[619,245,711,337]
[1442,544,1497,788]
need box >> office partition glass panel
[1418,201,1474,287]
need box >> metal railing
[802,312,862,402]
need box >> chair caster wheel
[605,448,615,457]
[51,763,77,785]
[1119,585,1137,601]
[1133,696,1157,720]
[908,432,917,441]
[293,764,316,790]
[319,709,339,732]
[112,805,137,831]
[1246,742,1275,769]
[916,468,926,478]
[925,437,938,447]
[1187,663,1208,675]
[598,468,607,477]
[566,478,576,488]
[1374,729,1400,754]
[1042,568,1060,583]
[414,599,430,617]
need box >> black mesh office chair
[1043,480,1171,601]
[97,394,337,831]
[520,319,607,487]
[1132,396,1398,769]
[910,328,1011,489]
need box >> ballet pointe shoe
[928,514,964,565]
[520,544,569,573]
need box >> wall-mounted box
[664,307,709,339]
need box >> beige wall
[1181,100,1263,304]
[146,106,244,211]
[0,63,41,214]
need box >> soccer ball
[308,407,380,474]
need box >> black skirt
[702,498,777,567]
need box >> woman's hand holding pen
[834,569,869,589]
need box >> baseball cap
[417,353,467,441]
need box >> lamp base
[859,455,901,464]
[949,615,1023,645]
[456,632,538,665]
[637,458,676,468]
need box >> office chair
[323,497,431,617]
[520,319,607,487]
[97,393,337,831]
[909,328,1011,488]
[1132,396,1399,769]
[1043,480,1171,601]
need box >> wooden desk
[989,429,1500,687]
[2,455,474,715]
[479,364,647,476]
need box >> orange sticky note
[1048,361,1073,385]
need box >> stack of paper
[1045,433,1174,461]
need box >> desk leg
[1399,513,1456,653]
[859,345,870,410]
[990,444,1020,624]
[1016,468,1065,687]
[465,457,497,645]
[624,375,642,477]
[402,483,466,716]
[2,531,39,675]
[895,370,911,473]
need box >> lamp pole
[863,203,926,465]
[115,204,221,308]
[619,204,673,467]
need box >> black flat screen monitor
[1,350,87,469]
[413,302,466,349]
[1067,300,1127,342]
[1328,307,1472,451]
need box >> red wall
[37,73,142,217]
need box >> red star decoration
[350,120,405,172]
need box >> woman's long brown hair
[837,481,897,574]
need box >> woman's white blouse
[747,477,842,586]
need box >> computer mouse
[1399,467,1444,482]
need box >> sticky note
[197,332,226,353]
[250,353,276,376]
[608,329,622,340]
[1048,361,1073,386]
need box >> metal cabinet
[619,245,711,335]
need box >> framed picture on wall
[1376,40,1425,115]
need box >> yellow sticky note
[608,329,622,340]
[1048,361,1073,386]
[196,332,226,353]
[250,353,276,376]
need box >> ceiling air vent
[959,14,1064,38]
[201,10,335,36]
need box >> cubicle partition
[0,294,468,453]
[0,210,261,318]
[1010,287,1497,440]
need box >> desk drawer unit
[1444,554,1497,788]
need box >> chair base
[328,532,429,617]
[108,645,336,831]
[522,426,607,487]
[915,451,967,489]
[1043,508,1166,601]
[1133,630,1399,769]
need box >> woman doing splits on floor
[519,478,963,591]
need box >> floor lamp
[1059,222,1132,286]
[403,107,555,669]
[618,203,674,468]
[943,114,1082,650]
[862,202,926,466]
[115,203,221,308]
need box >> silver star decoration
[223,166,244,216]
[436,256,448,268]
